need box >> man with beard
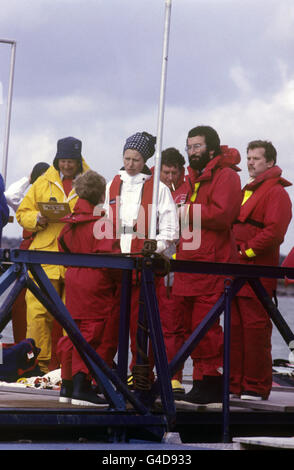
[173,125,242,405]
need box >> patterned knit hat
[123,132,156,161]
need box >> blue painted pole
[117,269,132,383]
[222,278,233,443]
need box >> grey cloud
[2,0,293,109]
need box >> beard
[189,150,211,172]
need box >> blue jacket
[0,174,10,238]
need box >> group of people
[1,124,293,407]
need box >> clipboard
[38,201,71,222]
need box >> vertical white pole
[149,0,172,240]
[1,40,16,183]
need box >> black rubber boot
[174,379,200,402]
[181,375,223,405]
[71,372,108,407]
[59,379,73,404]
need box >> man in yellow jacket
[16,137,90,373]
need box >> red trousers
[57,319,106,380]
[173,294,224,380]
[11,289,27,343]
[230,296,272,398]
[157,278,185,381]
[95,278,185,382]
[98,280,160,378]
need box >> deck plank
[0,385,293,412]
[229,389,294,412]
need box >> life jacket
[109,174,154,254]
[236,177,280,228]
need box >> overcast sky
[0,0,294,255]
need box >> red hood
[245,165,292,190]
[186,145,241,185]
[218,145,241,169]
[174,167,186,190]
[60,198,104,224]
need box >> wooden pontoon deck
[0,383,293,448]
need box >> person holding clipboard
[16,137,91,374]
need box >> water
[1,294,294,376]
[270,294,294,360]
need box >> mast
[0,39,16,183]
[149,0,172,240]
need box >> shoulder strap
[134,177,153,237]
[109,175,122,202]
[58,228,72,253]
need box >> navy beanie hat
[53,136,83,171]
[123,131,156,162]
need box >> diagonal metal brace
[248,277,294,349]
[151,276,247,395]
[26,263,149,414]
[140,263,176,421]
[0,269,27,334]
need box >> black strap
[235,218,264,229]
[58,234,71,253]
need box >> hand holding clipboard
[37,199,71,224]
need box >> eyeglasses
[185,144,206,152]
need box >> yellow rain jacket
[16,158,90,280]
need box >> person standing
[173,125,242,405]
[5,162,50,214]
[159,148,188,206]
[16,137,90,374]
[5,162,50,344]
[231,140,292,400]
[57,170,121,406]
[101,131,179,385]
[157,147,189,398]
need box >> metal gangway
[0,248,293,443]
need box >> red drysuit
[102,171,178,379]
[231,165,292,398]
[56,198,121,380]
[282,248,294,286]
[156,167,190,381]
[173,146,242,381]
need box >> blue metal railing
[0,248,293,443]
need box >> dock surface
[0,383,293,450]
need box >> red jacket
[171,167,190,206]
[282,247,294,285]
[58,198,121,319]
[173,145,242,296]
[233,165,292,295]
